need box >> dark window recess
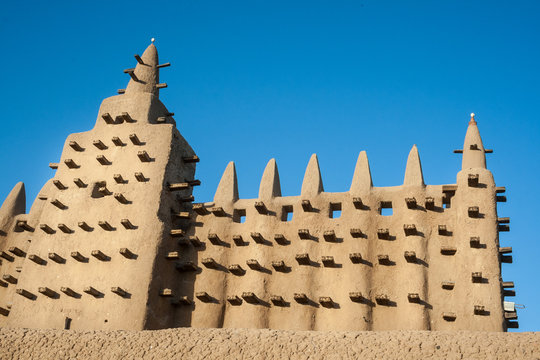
[442,190,455,209]
[329,203,342,219]
[233,209,246,223]
[281,205,293,222]
[379,201,393,216]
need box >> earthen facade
[0,44,516,331]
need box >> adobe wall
[0,327,537,359]
[180,145,506,331]
[0,43,514,332]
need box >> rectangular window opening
[379,201,393,216]
[281,205,293,222]
[233,209,246,223]
[442,190,455,209]
[64,317,72,330]
[329,202,342,219]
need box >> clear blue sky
[1,0,538,331]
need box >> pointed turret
[350,151,373,192]
[403,145,425,186]
[301,154,324,196]
[0,182,25,231]
[125,43,161,97]
[462,113,487,169]
[0,182,25,219]
[258,159,282,199]
[214,162,239,203]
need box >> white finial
[151,38,155,43]
[470,112,475,118]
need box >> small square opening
[329,202,342,219]
[442,191,455,209]
[233,209,246,223]
[379,201,393,216]
[281,205,293,222]
[64,317,72,330]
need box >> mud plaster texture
[0,43,517,332]
[0,328,538,360]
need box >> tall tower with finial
[2,42,199,330]
[427,113,508,331]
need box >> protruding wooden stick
[16,288,34,299]
[48,252,65,263]
[196,292,212,302]
[159,288,173,297]
[101,113,114,124]
[40,224,55,234]
[84,286,102,297]
[51,181,66,192]
[61,287,78,297]
[71,251,87,262]
[111,287,128,297]
[39,287,58,298]
[123,68,138,81]
[120,219,135,229]
[98,221,113,231]
[137,151,151,162]
[73,178,86,188]
[91,250,108,261]
[29,254,45,265]
[78,221,92,231]
[294,293,308,304]
[69,141,84,152]
[295,253,310,265]
[321,256,335,267]
[404,251,416,262]
[64,159,79,169]
[112,137,124,146]
[119,248,134,258]
[182,155,200,163]
[241,292,258,304]
[58,224,72,233]
[93,140,107,149]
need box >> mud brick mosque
[0,43,517,331]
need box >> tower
[429,113,507,330]
[0,43,198,330]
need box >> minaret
[6,42,197,331]
[461,113,487,170]
[445,113,504,331]
[0,182,26,230]
[124,43,160,96]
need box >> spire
[462,113,487,169]
[403,145,425,186]
[350,151,373,192]
[214,162,239,204]
[258,159,282,199]
[301,154,324,196]
[0,182,26,220]
[125,43,160,97]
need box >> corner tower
[429,114,508,331]
[3,43,198,330]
